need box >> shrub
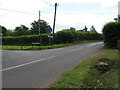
[54,30,77,44]
[102,22,120,48]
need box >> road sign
[47,28,52,32]
[48,35,53,38]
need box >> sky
[0,0,119,33]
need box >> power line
[0,7,53,22]
[40,0,54,7]
[1,7,116,15]
[0,7,54,15]
[0,8,36,15]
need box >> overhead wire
[40,0,54,7]
[0,8,36,15]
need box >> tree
[102,22,120,48]
[70,27,76,30]
[14,25,29,36]
[0,25,7,36]
[30,20,51,34]
[90,25,97,32]
[6,30,14,36]
[83,26,87,32]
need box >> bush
[54,30,102,44]
[54,30,77,44]
[102,22,120,48]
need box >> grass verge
[50,49,119,88]
[0,40,101,50]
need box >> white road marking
[67,47,84,53]
[47,48,64,52]
[67,42,103,53]
[1,56,55,71]
[87,42,103,47]
[12,51,32,53]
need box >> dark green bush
[54,30,102,44]
[54,30,77,44]
[102,22,120,48]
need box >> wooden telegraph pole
[52,3,58,44]
[38,11,42,46]
[53,3,58,34]
[39,11,40,34]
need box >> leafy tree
[102,22,120,48]
[30,20,51,34]
[14,25,29,36]
[90,25,97,32]
[83,26,88,32]
[6,30,14,36]
[0,25,7,36]
[70,27,76,30]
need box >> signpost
[48,35,53,45]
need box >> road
[2,42,103,88]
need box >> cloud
[0,0,49,12]
[0,0,119,33]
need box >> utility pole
[39,11,40,34]
[52,3,58,44]
[53,3,58,34]
[38,11,42,46]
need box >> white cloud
[0,0,119,33]
[0,0,49,12]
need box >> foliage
[55,30,102,44]
[54,30,77,43]
[0,25,7,36]
[90,25,97,32]
[5,30,14,36]
[30,20,51,34]
[2,29,102,46]
[102,22,120,48]
[14,25,29,36]
[1,19,52,37]
[2,34,49,45]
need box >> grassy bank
[51,49,119,88]
[0,40,101,50]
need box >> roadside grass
[1,40,101,50]
[50,49,119,88]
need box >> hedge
[2,34,49,46]
[54,30,102,44]
[1,30,102,46]
[102,22,120,48]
